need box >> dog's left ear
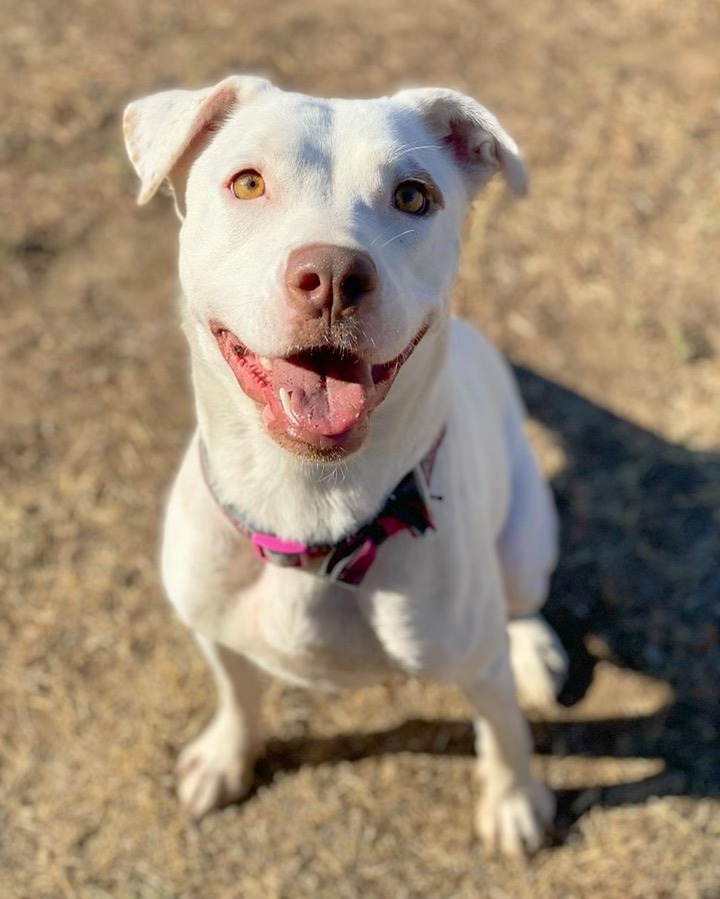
[394,88,528,198]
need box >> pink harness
[199,431,445,588]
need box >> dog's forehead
[215,90,433,174]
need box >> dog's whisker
[317,460,349,487]
[392,143,443,159]
[381,229,415,248]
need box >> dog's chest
[227,569,402,689]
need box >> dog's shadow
[252,366,720,836]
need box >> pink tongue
[270,353,372,437]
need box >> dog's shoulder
[448,316,522,411]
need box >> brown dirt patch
[1,1,718,897]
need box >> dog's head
[124,77,526,459]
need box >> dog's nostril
[298,272,322,293]
[341,273,373,303]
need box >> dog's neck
[190,325,449,545]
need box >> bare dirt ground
[2,1,719,897]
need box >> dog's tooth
[278,387,293,418]
[258,357,272,370]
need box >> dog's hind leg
[507,614,567,712]
[498,408,558,618]
[498,409,567,710]
[176,637,265,819]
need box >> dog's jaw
[210,322,429,458]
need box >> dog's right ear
[123,75,272,211]
[394,87,528,199]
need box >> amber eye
[230,170,265,200]
[393,181,429,215]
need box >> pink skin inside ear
[443,120,497,170]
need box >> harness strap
[199,429,445,588]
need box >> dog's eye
[230,170,265,200]
[393,181,429,215]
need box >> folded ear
[123,75,273,207]
[393,87,528,197]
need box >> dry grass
[1,1,719,897]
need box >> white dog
[124,76,566,855]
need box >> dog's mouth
[211,322,427,454]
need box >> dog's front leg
[176,636,265,819]
[459,652,554,856]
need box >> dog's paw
[176,715,259,819]
[508,615,568,712]
[476,778,555,856]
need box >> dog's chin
[266,417,370,462]
[210,322,427,459]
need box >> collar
[199,430,445,588]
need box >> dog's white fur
[124,76,566,855]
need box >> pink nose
[284,244,378,322]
